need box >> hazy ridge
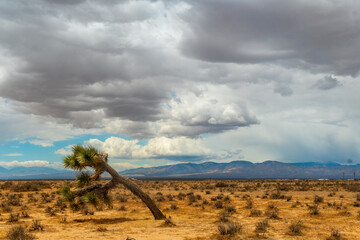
[2,160,358,180]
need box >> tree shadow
[73,217,137,224]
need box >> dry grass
[0,179,360,239]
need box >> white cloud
[112,162,151,171]
[2,153,23,157]
[0,160,62,169]
[84,136,213,161]
[0,0,360,166]
[0,99,101,145]
[54,145,75,156]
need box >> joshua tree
[60,145,165,220]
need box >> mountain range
[1,160,360,180]
[119,160,360,179]
[0,166,75,180]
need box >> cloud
[83,136,213,161]
[0,1,181,129]
[112,162,151,171]
[0,160,62,169]
[0,0,262,142]
[2,153,23,157]
[0,0,359,166]
[274,85,293,97]
[312,76,341,90]
[54,145,75,156]
[180,0,360,76]
[159,88,259,136]
[0,99,101,144]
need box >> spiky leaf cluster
[60,145,113,211]
[83,192,98,207]
[76,171,92,187]
[63,145,99,170]
[60,185,75,202]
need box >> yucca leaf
[60,185,75,202]
[76,171,92,187]
[83,192,98,207]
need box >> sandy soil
[1,179,360,239]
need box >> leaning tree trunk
[75,154,166,220]
[103,162,166,219]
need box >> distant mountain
[120,160,360,179]
[1,160,360,180]
[0,167,75,180]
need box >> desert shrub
[40,193,51,203]
[223,195,231,202]
[225,205,236,214]
[277,183,292,191]
[118,206,126,211]
[265,208,279,219]
[218,211,230,222]
[6,225,35,240]
[29,219,44,231]
[270,191,284,199]
[245,198,253,209]
[314,195,324,204]
[356,193,360,201]
[10,181,51,192]
[250,209,262,217]
[1,181,14,190]
[338,209,351,216]
[353,201,360,207]
[328,192,336,197]
[97,227,107,232]
[116,195,128,203]
[188,194,196,203]
[55,197,66,209]
[170,204,178,210]
[177,193,186,200]
[215,182,229,188]
[309,205,320,215]
[21,212,30,218]
[82,207,94,215]
[166,194,174,201]
[267,202,276,209]
[161,217,176,227]
[27,194,38,203]
[61,216,67,223]
[218,220,241,235]
[156,196,165,202]
[255,219,269,233]
[216,194,224,200]
[1,203,12,212]
[326,229,343,240]
[205,190,211,195]
[7,194,21,206]
[343,183,360,192]
[288,220,304,235]
[202,199,209,205]
[8,213,20,223]
[214,200,223,209]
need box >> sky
[0,0,360,171]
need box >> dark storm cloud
[273,85,293,97]
[1,0,357,143]
[180,0,360,76]
[312,76,341,90]
[0,1,173,128]
[0,0,257,134]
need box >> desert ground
[1,179,360,240]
